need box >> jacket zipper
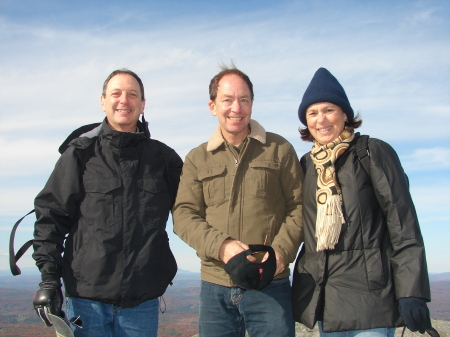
[226,143,244,238]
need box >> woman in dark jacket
[291,68,432,337]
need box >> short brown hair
[299,113,363,142]
[102,69,145,101]
[209,61,254,102]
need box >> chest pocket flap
[198,165,227,181]
[247,160,280,198]
[249,160,280,171]
[198,165,227,206]
[82,178,121,227]
[83,178,121,193]
[137,177,169,193]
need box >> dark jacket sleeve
[157,141,183,207]
[368,138,430,301]
[32,147,84,281]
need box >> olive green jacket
[173,120,303,286]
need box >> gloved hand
[398,297,431,334]
[33,281,64,327]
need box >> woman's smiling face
[306,102,347,145]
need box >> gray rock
[191,319,450,337]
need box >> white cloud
[0,0,449,272]
[0,137,60,177]
[401,7,439,26]
[411,182,450,215]
[0,186,41,215]
[0,226,33,232]
[402,147,450,172]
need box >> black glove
[33,281,64,327]
[398,297,431,334]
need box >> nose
[231,100,241,112]
[119,93,129,104]
[317,111,327,123]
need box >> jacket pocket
[137,177,169,193]
[71,238,91,282]
[364,247,386,290]
[67,217,93,282]
[82,178,121,227]
[198,165,227,206]
[137,177,171,226]
[246,160,280,198]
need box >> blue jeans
[199,278,295,337]
[66,297,159,337]
[318,321,396,337]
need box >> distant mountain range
[429,272,450,281]
[0,271,448,337]
[0,267,199,277]
[2,267,449,278]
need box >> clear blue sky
[1,0,449,274]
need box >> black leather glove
[398,297,431,333]
[33,281,64,327]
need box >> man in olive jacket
[173,65,303,337]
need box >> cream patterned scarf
[310,128,355,251]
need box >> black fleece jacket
[33,119,182,308]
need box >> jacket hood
[207,119,266,152]
[59,117,150,153]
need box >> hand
[219,240,249,264]
[261,250,285,276]
[398,297,431,333]
[33,281,64,327]
[274,251,285,276]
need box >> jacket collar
[207,119,266,152]
[101,118,146,143]
[100,118,149,137]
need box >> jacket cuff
[39,263,63,282]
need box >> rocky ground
[191,319,450,337]
[294,319,449,337]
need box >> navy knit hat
[298,68,354,125]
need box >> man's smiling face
[208,74,253,146]
[101,73,146,132]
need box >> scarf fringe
[316,194,345,251]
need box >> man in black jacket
[32,69,182,336]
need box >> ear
[141,99,146,115]
[100,95,106,112]
[208,100,217,116]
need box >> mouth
[317,126,331,132]
[229,117,243,121]
[116,109,132,113]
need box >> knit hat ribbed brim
[298,68,354,125]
